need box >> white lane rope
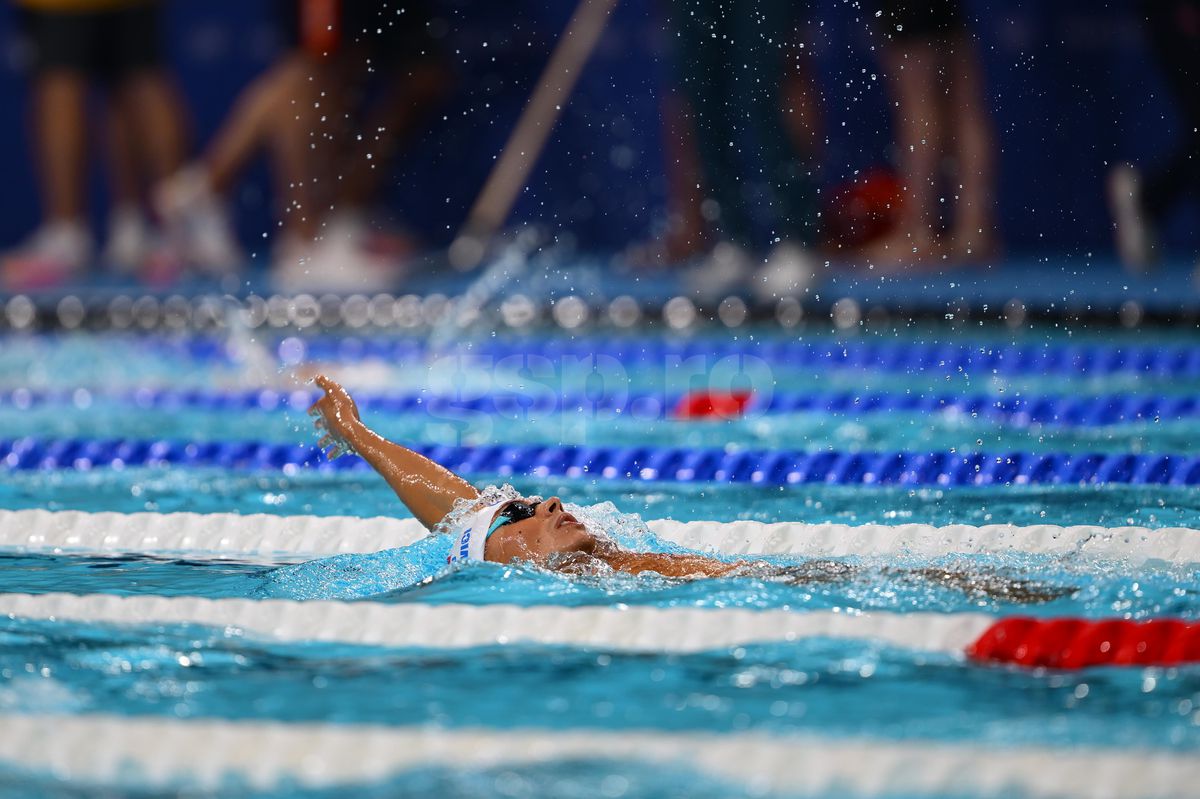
[0,714,1193,797]
[0,593,992,654]
[2,509,1197,563]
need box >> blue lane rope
[156,335,1200,378]
[5,387,1198,427]
[3,437,1199,486]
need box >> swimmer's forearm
[344,421,479,529]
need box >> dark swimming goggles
[487,499,541,537]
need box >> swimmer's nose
[542,497,563,515]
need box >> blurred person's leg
[155,56,321,274]
[865,0,960,267]
[1110,0,1200,269]
[667,0,763,298]
[671,0,754,247]
[268,1,402,293]
[266,54,331,243]
[3,9,97,289]
[118,75,187,183]
[33,69,89,227]
[865,40,942,265]
[727,0,820,301]
[944,35,997,260]
[1139,1,1200,224]
[194,55,313,198]
[625,90,711,266]
[731,0,818,246]
[780,37,823,166]
[103,93,155,271]
[656,93,710,261]
[102,2,188,181]
[96,2,186,274]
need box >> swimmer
[308,374,1070,602]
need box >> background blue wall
[0,0,1192,261]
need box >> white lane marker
[2,509,1196,564]
[0,713,1193,797]
[0,592,991,654]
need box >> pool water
[4,467,1197,527]
[2,548,1198,619]
[2,323,1199,796]
[2,619,1198,751]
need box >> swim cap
[446,500,508,564]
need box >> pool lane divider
[5,436,1200,486]
[10,385,1200,427]
[4,715,1194,798]
[1,715,1194,798]
[4,509,1199,565]
[2,593,1198,669]
[165,334,1200,378]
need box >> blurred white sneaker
[103,206,155,274]
[271,234,406,295]
[155,166,244,276]
[752,241,818,303]
[1108,164,1156,272]
[685,241,754,300]
[2,219,93,291]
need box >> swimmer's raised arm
[308,375,478,529]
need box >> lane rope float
[3,509,1198,564]
[4,436,1200,486]
[3,593,1199,669]
[0,713,1194,796]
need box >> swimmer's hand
[308,374,364,459]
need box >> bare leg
[266,56,331,240]
[118,70,189,183]
[31,69,89,222]
[627,91,710,265]
[102,93,157,271]
[780,34,823,166]
[863,41,943,267]
[944,36,997,260]
[202,54,313,196]
[105,92,142,209]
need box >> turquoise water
[3,326,1200,796]
[2,619,1198,751]
[6,330,1200,399]
[5,404,1200,454]
[0,761,1056,799]
[3,550,1198,619]
[3,467,1196,527]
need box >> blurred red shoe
[823,167,903,251]
[1,221,93,291]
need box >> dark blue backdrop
[0,0,1192,260]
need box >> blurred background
[0,0,1195,300]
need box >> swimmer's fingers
[317,434,336,452]
[328,442,351,460]
[312,416,327,432]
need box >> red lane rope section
[673,391,754,420]
[968,618,1200,668]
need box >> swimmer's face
[484,496,597,565]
